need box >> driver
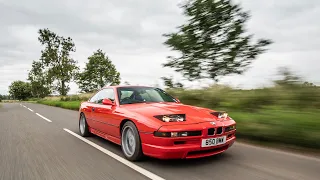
[132,91,144,101]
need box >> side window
[98,88,115,103]
[89,91,101,103]
[88,88,115,104]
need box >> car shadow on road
[141,151,232,167]
[88,134,234,168]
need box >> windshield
[117,87,178,105]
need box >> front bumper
[139,121,236,159]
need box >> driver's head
[134,92,144,101]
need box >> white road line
[35,113,52,122]
[63,128,166,180]
[27,108,34,112]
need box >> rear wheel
[79,113,91,137]
[121,121,143,161]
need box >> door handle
[92,107,95,111]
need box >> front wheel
[79,113,91,137]
[121,121,143,161]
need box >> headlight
[219,112,228,118]
[154,114,186,122]
[225,125,236,132]
[211,111,228,119]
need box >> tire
[121,121,143,161]
[79,113,91,137]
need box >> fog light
[154,132,171,137]
[179,132,188,136]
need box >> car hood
[123,102,219,125]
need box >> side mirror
[175,98,181,103]
[102,98,113,105]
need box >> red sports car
[78,85,236,161]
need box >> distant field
[42,93,93,101]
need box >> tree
[0,94,9,101]
[161,76,174,88]
[274,67,301,86]
[303,81,316,87]
[76,49,121,93]
[38,28,79,96]
[27,60,52,98]
[163,0,272,82]
[8,81,32,100]
[161,76,184,89]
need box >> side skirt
[89,127,121,145]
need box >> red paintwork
[79,85,236,159]
[102,98,113,105]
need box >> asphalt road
[0,103,319,180]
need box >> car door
[92,88,118,136]
[86,89,105,130]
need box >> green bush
[26,97,41,102]
[225,88,276,111]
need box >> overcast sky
[1,0,320,95]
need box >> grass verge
[37,100,81,111]
[1,100,20,103]
[229,109,320,149]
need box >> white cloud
[0,63,30,94]
[0,0,320,95]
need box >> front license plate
[201,136,226,147]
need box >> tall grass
[168,84,320,111]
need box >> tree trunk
[61,80,67,96]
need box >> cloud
[0,0,320,94]
[0,63,30,94]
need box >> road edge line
[35,113,52,122]
[27,108,34,112]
